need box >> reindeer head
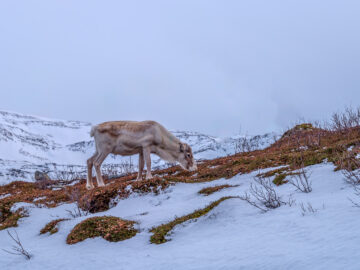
[178,143,197,171]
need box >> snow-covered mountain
[0,110,277,184]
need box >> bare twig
[235,134,262,154]
[348,185,360,208]
[101,158,135,179]
[52,165,85,182]
[331,106,360,132]
[287,194,296,207]
[66,208,88,218]
[289,167,312,193]
[66,188,90,218]
[343,168,360,186]
[341,152,360,186]
[2,230,32,260]
[239,192,269,213]
[240,176,285,212]
[299,202,317,216]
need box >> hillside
[0,110,277,185]
[1,121,360,269]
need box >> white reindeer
[86,121,197,189]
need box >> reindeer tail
[90,125,97,137]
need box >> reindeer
[86,121,197,189]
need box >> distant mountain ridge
[0,110,278,184]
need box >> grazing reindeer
[86,121,197,189]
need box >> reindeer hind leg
[86,152,97,190]
[94,152,109,187]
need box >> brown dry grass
[0,178,170,230]
[1,123,360,230]
[198,184,239,196]
[40,218,70,235]
[150,196,238,244]
[0,202,28,230]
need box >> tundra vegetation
[66,216,138,244]
[150,196,238,244]
[1,107,360,247]
[198,184,240,196]
[40,218,69,235]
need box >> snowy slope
[1,163,359,269]
[0,110,277,184]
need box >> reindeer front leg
[143,147,153,180]
[136,151,144,180]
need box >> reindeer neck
[161,132,181,153]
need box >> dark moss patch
[295,123,313,130]
[282,123,314,138]
[131,178,170,194]
[258,167,289,178]
[40,218,69,235]
[272,174,288,186]
[66,216,138,244]
[198,184,239,196]
[80,178,170,213]
[0,210,25,230]
[303,153,327,167]
[0,202,28,231]
[150,196,238,244]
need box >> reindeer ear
[179,143,184,152]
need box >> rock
[34,171,51,182]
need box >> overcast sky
[1,1,360,136]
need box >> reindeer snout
[189,163,198,171]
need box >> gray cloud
[1,0,359,136]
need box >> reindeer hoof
[86,184,94,190]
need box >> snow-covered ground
[0,110,277,185]
[1,163,359,270]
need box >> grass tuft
[198,184,239,196]
[150,196,238,244]
[272,174,288,186]
[40,218,69,235]
[66,216,137,244]
[0,203,28,231]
